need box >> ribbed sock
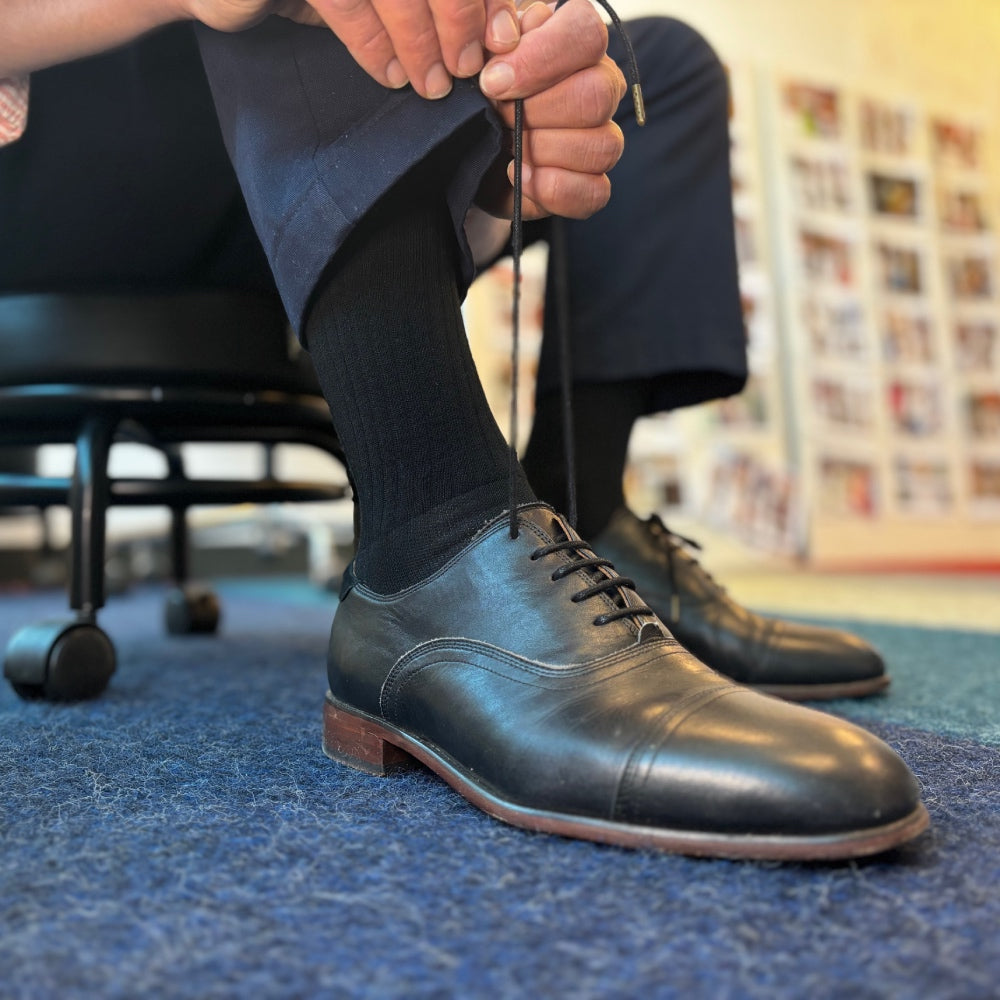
[304,193,534,594]
[522,379,652,539]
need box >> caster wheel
[4,619,117,701]
[165,585,221,635]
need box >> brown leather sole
[756,674,892,702]
[322,692,929,861]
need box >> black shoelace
[508,0,645,542]
[645,513,721,623]
[531,538,653,626]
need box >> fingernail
[507,160,533,185]
[425,62,453,99]
[491,10,520,46]
[457,41,484,78]
[386,59,408,89]
[479,61,515,97]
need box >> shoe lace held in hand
[508,1,645,542]
[531,538,654,627]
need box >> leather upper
[328,505,920,837]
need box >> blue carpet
[1,580,998,999]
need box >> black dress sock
[304,194,535,595]
[522,379,652,539]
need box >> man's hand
[188,1,522,98]
[476,0,627,222]
[302,0,522,99]
[186,0,322,33]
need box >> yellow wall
[614,0,1000,124]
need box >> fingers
[310,0,520,99]
[515,122,625,177]
[274,2,326,27]
[491,57,626,131]
[482,0,521,54]
[498,167,613,221]
[309,0,404,89]
[479,0,609,101]
[474,0,626,222]
[370,0,457,97]
[504,121,623,218]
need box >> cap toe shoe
[325,506,927,860]
[594,508,890,700]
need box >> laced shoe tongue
[648,515,726,602]
[545,511,662,638]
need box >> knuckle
[586,124,625,172]
[434,0,485,34]
[582,174,612,216]
[575,69,621,126]
[539,169,610,220]
[567,0,609,61]
[356,25,393,59]
[608,122,626,165]
[405,21,442,56]
[606,56,628,103]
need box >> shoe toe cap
[617,688,921,839]
[757,620,886,686]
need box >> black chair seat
[0,291,319,393]
[0,290,347,702]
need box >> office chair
[0,290,347,701]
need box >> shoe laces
[645,513,725,622]
[531,532,654,627]
[508,1,645,542]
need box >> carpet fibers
[1,580,998,999]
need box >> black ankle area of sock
[304,183,535,595]
[352,476,534,594]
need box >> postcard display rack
[765,76,1000,565]
[465,69,1000,566]
[662,63,798,555]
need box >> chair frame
[0,381,349,699]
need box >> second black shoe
[593,507,890,700]
[323,504,926,860]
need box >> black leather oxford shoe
[323,505,927,860]
[594,508,889,701]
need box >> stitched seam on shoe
[395,635,678,680]
[612,686,744,824]
[379,636,682,720]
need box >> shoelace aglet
[632,83,646,127]
[671,593,680,623]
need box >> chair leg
[69,416,116,617]
[162,445,189,586]
[160,443,220,636]
[4,417,121,701]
